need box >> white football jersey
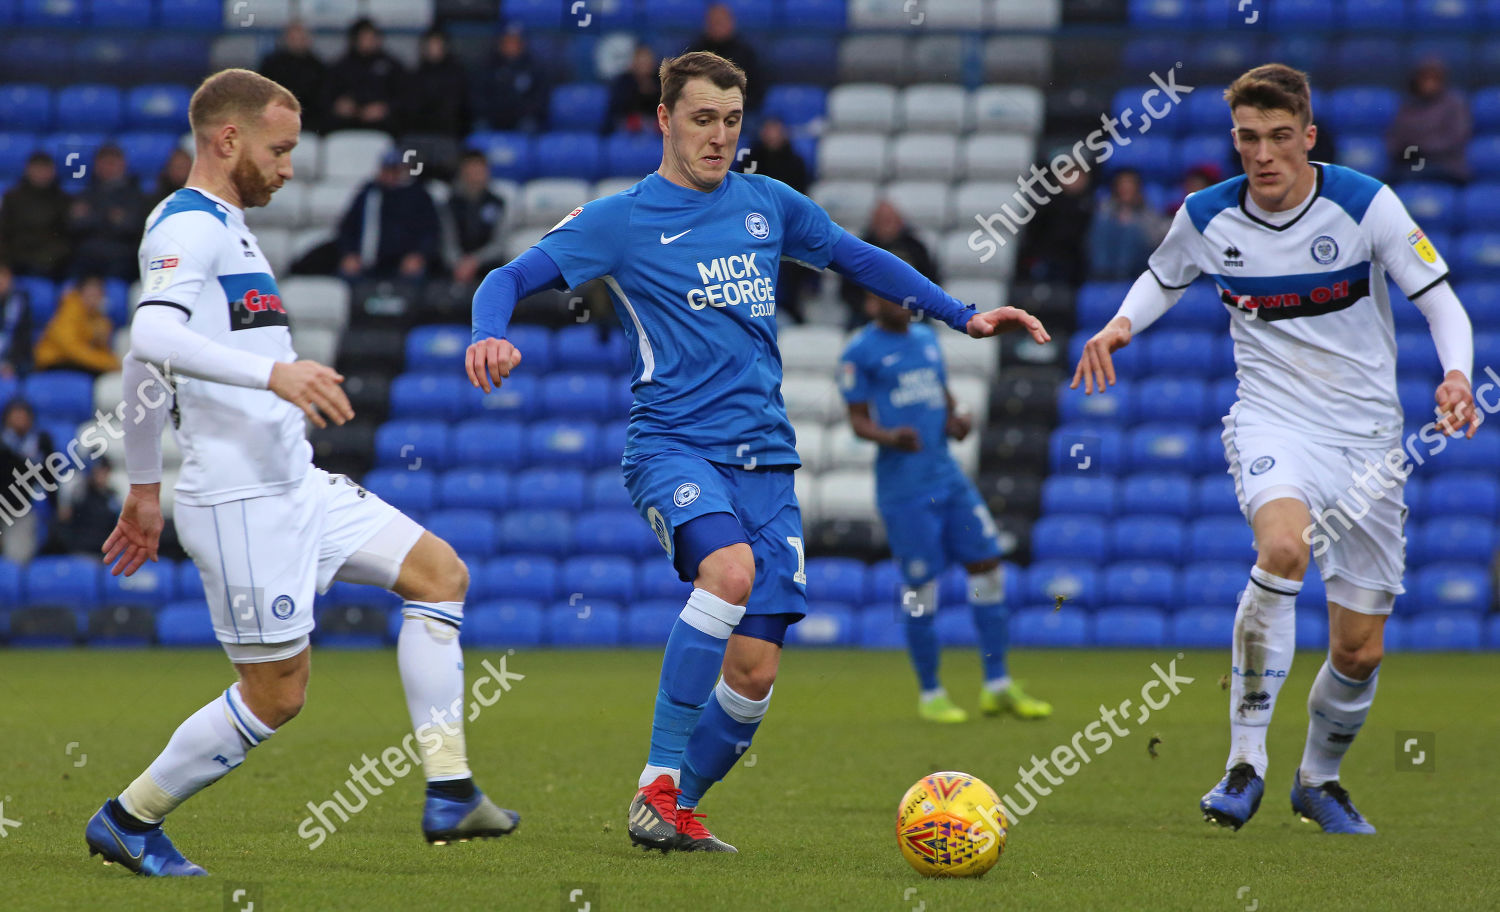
[1150,163,1450,448]
[136,187,310,507]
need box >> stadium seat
[1424,472,1498,520]
[437,468,511,512]
[425,509,497,559]
[1418,515,1497,563]
[547,83,609,133]
[8,606,79,646]
[805,557,869,606]
[476,555,557,603]
[1119,473,1194,518]
[1058,377,1133,425]
[1025,561,1099,610]
[1110,515,1184,564]
[87,603,156,647]
[1295,608,1329,651]
[1397,331,1442,377]
[526,419,599,469]
[1048,424,1125,477]
[763,84,826,129]
[0,84,51,131]
[157,0,223,28]
[784,603,853,647]
[548,600,622,646]
[890,133,958,182]
[315,604,392,649]
[116,131,180,181]
[469,131,533,181]
[1142,331,1217,379]
[552,324,632,372]
[532,132,602,181]
[519,177,590,226]
[1102,562,1178,610]
[1068,333,1144,379]
[322,129,392,182]
[389,373,476,421]
[1189,516,1256,563]
[856,609,906,648]
[362,468,437,514]
[1105,136,1176,183]
[1457,280,1500,328]
[405,324,470,374]
[1181,561,1248,610]
[1133,377,1209,426]
[1127,425,1200,474]
[1010,607,1088,647]
[375,420,450,471]
[971,84,1043,134]
[497,510,573,557]
[25,555,100,608]
[1040,476,1118,518]
[451,419,527,470]
[817,133,889,181]
[1169,606,1232,652]
[1092,607,1166,647]
[1337,134,1386,179]
[1456,231,1500,279]
[124,85,191,131]
[537,372,617,420]
[613,599,674,646]
[604,131,660,179]
[1404,611,1483,651]
[561,555,637,605]
[0,131,37,179]
[53,85,121,132]
[23,370,93,423]
[464,600,545,648]
[900,84,969,134]
[511,467,586,513]
[1030,516,1107,563]
[828,83,898,132]
[881,180,954,231]
[1473,90,1500,136]
[156,600,217,646]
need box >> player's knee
[724,662,776,701]
[242,680,306,728]
[396,534,467,603]
[1256,534,1309,580]
[697,549,754,606]
[1330,638,1382,680]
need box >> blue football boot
[1290,769,1376,834]
[85,800,207,876]
[423,788,519,844]
[1200,762,1264,830]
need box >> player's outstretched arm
[103,483,163,577]
[267,361,354,429]
[1071,316,1133,395]
[468,247,568,392]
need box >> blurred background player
[468,51,1049,854]
[840,288,1052,724]
[1072,63,1478,836]
[84,68,516,877]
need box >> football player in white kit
[1072,64,1479,834]
[83,70,516,877]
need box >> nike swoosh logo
[102,816,144,864]
[881,354,902,366]
[660,229,692,244]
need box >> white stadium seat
[521,179,591,227]
[794,422,831,474]
[93,371,122,416]
[962,134,1036,181]
[920,0,988,27]
[593,177,639,199]
[952,180,1017,226]
[365,0,433,30]
[220,0,292,29]
[209,34,260,72]
[899,85,970,134]
[946,278,1007,312]
[505,226,548,256]
[938,331,999,380]
[794,470,822,527]
[778,324,849,374]
[112,327,131,362]
[972,86,1045,135]
[255,227,293,275]
[828,83,899,132]
[281,276,349,331]
[827,424,877,470]
[781,372,846,424]
[817,470,879,523]
[298,0,359,28]
[290,133,321,182]
[810,180,879,229]
[818,133,890,182]
[940,228,1017,280]
[305,180,361,226]
[246,180,306,230]
[488,179,522,218]
[890,133,959,181]
[881,180,954,231]
[291,326,339,367]
[321,130,393,183]
[990,0,1061,29]
[983,37,1053,83]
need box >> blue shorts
[879,476,1002,587]
[623,450,808,621]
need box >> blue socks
[903,613,941,692]
[972,602,1011,682]
[680,679,772,807]
[645,589,745,779]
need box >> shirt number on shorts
[786,536,807,585]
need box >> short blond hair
[188,68,300,138]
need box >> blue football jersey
[534,171,843,467]
[839,322,965,502]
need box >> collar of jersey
[1236,162,1323,232]
[181,185,245,224]
[646,170,734,204]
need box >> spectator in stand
[441,151,508,285]
[0,264,33,378]
[746,118,811,322]
[842,200,940,327]
[687,3,762,108]
[34,275,120,375]
[44,454,120,557]
[258,20,328,132]
[1087,167,1169,281]
[337,150,443,280]
[1020,161,1094,286]
[68,144,146,281]
[325,17,405,134]
[401,27,472,138]
[0,152,72,279]
[1167,163,1220,216]
[610,43,662,133]
[1387,58,1471,185]
[477,24,549,132]
[146,148,192,213]
[0,398,56,563]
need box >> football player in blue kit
[467,52,1050,853]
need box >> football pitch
[2,646,1496,912]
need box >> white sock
[919,687,947,702]
[984,676,1012,694]
[1300,659,1380,786]
[397,605,471,782]
[119,682,274,823]
[1226,566,1300,777]
[639,764,679,788]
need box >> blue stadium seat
[1025,561,1099,610]
[425,509,498,559]
[0,36,57,81]
[1398,377,1436,424]
[782,0,844,29]
[464,600,545,648]
[1076,281,1132,330]
[1424,472,1499,520]
[623,600,681,646]
[595,419,626,467]
[1474,89,1500,135]
[512,467,586,511]
[1195,427,1228,475]
[1487,613,1500,649]
[526,419,599,468]
[1456,230,1500,278]
[1011,607,1089,647]
[1134,377,1208,425]
[478,556,558,603]
[1030,516,1107,563]
[70,34,142,82]
[1189,516,1256,563]
[936,565,968,609]
[497,510,573,557]
[1040,476,1118,517]
[1048,425,1125,476]
[805,557,868,605]
[1121,37,1176,76]
[471,375,540,423]
[1404,610,1483,651]
[1466,135,1500,176]
[314,603,392,648]
[1103,136,1176,183]
[156,0,222,29]
[451,419,527,470]
[1181,561,1248,609]
[642,0,704,28]
[867,560,903,604]
[362,468,437,514]
[1405,476,1426,522]
[540,372,618,420]
[763,84,826,128]
[1427,428,1500,470]
[561,555,637,604]
[604,131,661,178]
[126,85,191,131]
[389,373,476,421]
[1457,280,1500,328]
[502,325,553,373]
[1475,330,1500,368]
[934,608,979,648]
[1092,607,1166,647]
[636,559,691,601]
[23,370,93,423]
[1170,606,1234,648]
[1337,133,1386,179]
[16,275,56,324]
[20,0,85,26]
[588,469,632,510]
[1331,38,1405,85]
[1182,88,1230,133]
[552,324,631,371]
[1413,0,1479,29]
[405,325,470,374]
[175,561,202,601]
[1127,425,1199,474]
[1174,133,1229,175]
[1295,608,1328,650]
[548,600,622,646]
[54,85,121,132]
[1268,0,1338,27]
[1120,473,1193,517]
[791,603,856,647]
[91,0,150,27]
[1111,515,1184,563]
[375,420,450,470]
[470,131,533,181]
[1397,331,1442,377]
[1400,182,1458,233]
[1103,562,1178,609]
[1057,378,1134,425]
[0,559,20,607]
[0,85,50,131]
[437,468,512,511]
[857,610,906,648]
[501,0,565,27]
[548,83,609,132]
[534,131,602,180]
[1418,517,1496,563]
[1143,331,1217,378]
[155,600,216,646]
[0,132,37,178]
[1128,0,1197,27]
[573,508,658,558]
[101,561,172,606]
[1459,183,1500,234]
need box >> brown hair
[188,68,300,138]
[658,51,747,112]
[1224,63,1312,126]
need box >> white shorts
[1222,420,1407,610]
[174,467,425,649]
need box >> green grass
[1,646,1497,911]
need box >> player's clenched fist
[1071,316,1133,395]
[268,360,353,429]
[466,337,523,393]
[1434,370,1481,438]
[966,306,1050,344]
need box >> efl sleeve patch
[146,255,180,294]
[1406,228,1438,264]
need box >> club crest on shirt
[745,211,769,239]
[1407,227,1438,264]
[271,595,295,620]
[1309,235,1338,265]
[1249,456,1275,476]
